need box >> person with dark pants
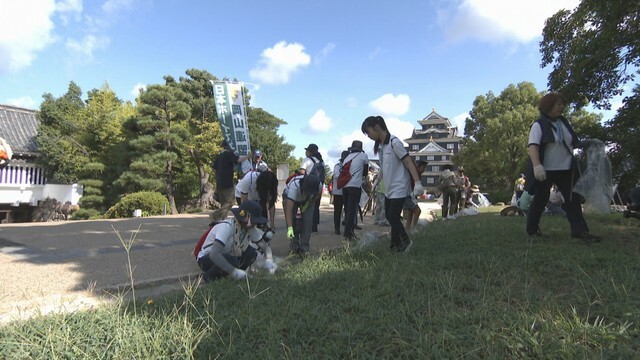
[439,164,458,220]
[361,116,423,252]
[299,143,325,233]
[341,141,369,242]
[332,151,348,235]
[283,174,322,256]
[212,140,248,221]
[525,92,600,242]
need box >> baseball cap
[230,200,267,224]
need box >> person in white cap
[195,200,277,282]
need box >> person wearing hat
[212,140,249,221]
[195,200,277,282]
[332,151,349,235]
[341,140,369,242]
[299,143,325,232]
[283,173,323,256]
[242,149,270,174]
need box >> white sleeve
[528,123,542,146]
[391,138,408,159]
[237,172,251,194]
[300,158,313,172]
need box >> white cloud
[369,93,411,116]
[443,0,580,44]
[0,0,57,72]
[102,0,135,14]
[346,97,358,108]
[249,41,311,85]
[452,112,469,136]
[65,34,110,63]
[131,82,146,98]
[55,0,83,23]
[314,43,335,65]
[306,109,333,133]
[5,96,37,109]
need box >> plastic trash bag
[573,139,613,214]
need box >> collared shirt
[342,151,369,189]
[528,121,573,171]
[235,170,261,201]
[300,156,320,173]
[196,219,262,260]
[283,174,322,203]
[332,163,343,196]
[379,134,411,199]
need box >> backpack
[337,160,352,189]
[193,227,214,258]
[309,157,325,183]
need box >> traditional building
[405,109,463,192]
[0,104,82,222]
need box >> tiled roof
[0,104,39,157]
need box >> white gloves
[533,164,546,181]
[413,183,424,198]
[230,268,248,280]
[264,259,278,274]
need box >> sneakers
[447,214,457,220]
[572,233,602,243]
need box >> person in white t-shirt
[283,174,323,256]
[195,200,276,282]
[236,163,269,204]
[341,140,369,242]
[525,93,600,242]
[361,116,424,252]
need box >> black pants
[333,194,344,233]
[386,197,409,247]
[526,169,589,236]
[441,187,457,218]
[312,197,321,232]
[197,246,257,281]
[343,187,362,239]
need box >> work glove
[413,183,424,198]
[230,268,248,280]
[533,164,546,182]
[287,226,295,239]
[264,259,278,274]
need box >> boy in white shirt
[195,200,276,282]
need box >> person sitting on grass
[195,200,276,283]
[403,160,428,231]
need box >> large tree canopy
[540,0,639,186]
[540,0,639,109]
[456,82,541,195]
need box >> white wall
[0,183,83,206]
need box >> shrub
[71,208,102,220]
[105,192,169,218]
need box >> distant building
[405,109,463,193]
[0,104,82,222]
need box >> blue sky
[2,0,619,168]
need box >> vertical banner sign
[212,81,251,157]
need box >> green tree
[36,82,90,183]
[118,83,191,214]
[456,82,542,194]
[246,107,295,169]
[540,0,640,185]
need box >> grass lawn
[1,209,639,359]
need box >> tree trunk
[165,159,178,215]
[189,148,215,209]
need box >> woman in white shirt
[361,116,424,252]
